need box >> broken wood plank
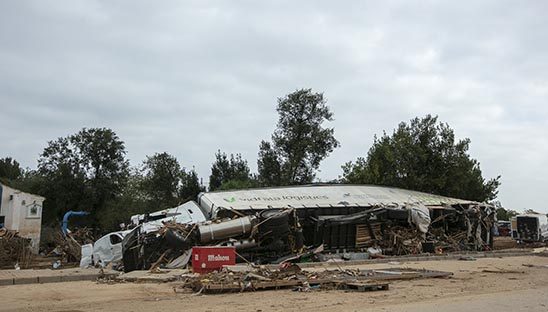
[343,282,389,292]
[481,269,524,274]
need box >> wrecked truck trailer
[122,207,302,271]
[122,185,497,272]
[197,185,497,255]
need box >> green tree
[38,128,129,225]
[38,136,88,224]
[257,141,282,186]
[0,157,23,181]
[141,152,181,208]
[342,115,500,202]
[179,168,205,201]
[496,208,518,221]
[209,151,251,191]
[258,88,340,186]
[0,158,44,204]
[98,169,148,231]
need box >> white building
[0,183,44,253]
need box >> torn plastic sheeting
[79,243,93,268]
[319,208,386,225]
[165,249,192,269]
[406,203,431,233]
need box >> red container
[192,246,236,274]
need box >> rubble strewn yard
[1,255,547,312]
[2,185,546,311]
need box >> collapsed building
[122,185,496,271]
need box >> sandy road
[1,255,547,312]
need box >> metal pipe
[220,239,258,250]
[198,216,256,243]
[62,210,90,236]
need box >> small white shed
[0,183,45,253]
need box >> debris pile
[172,264,452,294]
[144,222,195,271]
[0,228,34,269]
[122,209,300,272]
[425,204,495,252]
[308,203,496,258]
[381,225,424,255]
[120,203,497,272]
[49,228,95,263]
[69,227,95,245]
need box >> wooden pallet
[200,279,301,292]
[198,279,390,294]
[343,282,389,292]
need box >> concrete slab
[61,274,98,282]
[0,278,14,286]
[37,275,62,283]
[0,268,118,286]
[117,269,190,283]
[14,277,38,285]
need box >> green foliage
[141,152,181,208]
[0,157,23,180]
[38,128,130,225]
[140,152,205,210]
[257,141,282,186]
[496,208,517,221]
[258,89,339,186]
[96,170,148,231]
[342,115,500,202]
[218,177,259,191]
[2,134,207,233]
[209,150,252,191]
[179,168,205,201]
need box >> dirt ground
[1,255,548,312]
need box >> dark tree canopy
[342,115,501,202]
[257,141,282,186]
[258,88,340,186]
[141,152,181,208]
[209,150,252,191]
[0,157,23,181]
[495,207,518,221]
[179,168,205,201]
[38,128,130,224]
[2,131,207,233]
[141,152,205,208]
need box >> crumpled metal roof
[198,184,477,216]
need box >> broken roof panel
[197,184,476,217]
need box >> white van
[92,230,130,266]
[511,213,548,243]
[80,230,130,268]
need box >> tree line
[0,88,502,233]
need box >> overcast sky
[1,1,547,213]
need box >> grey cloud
[1,1,547,212]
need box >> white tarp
[198,185,474,217]
[406,203,432,233]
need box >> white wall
[0,184,44,253]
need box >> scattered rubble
[171,264,452,294]
[118,202,502,272]
[0,228,34,269]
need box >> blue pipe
[62,211,89,236]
